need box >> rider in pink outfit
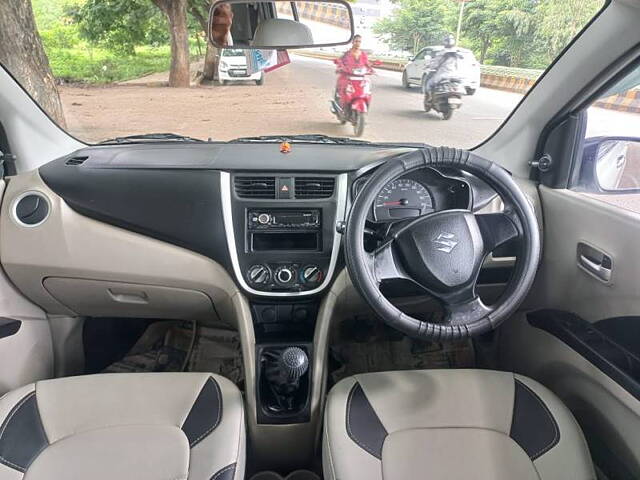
[335,35,372,99]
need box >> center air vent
[294,177,335,199]
[65,155,88,166]
[234,176,276,199]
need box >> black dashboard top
[62,142,415,172]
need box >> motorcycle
[423,77,465,120]
[330,60,375,137]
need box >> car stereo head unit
[248,209,321,230]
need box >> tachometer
[374,179,433,221]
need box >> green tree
[74,0,191,87]
[462,0,538,67]
[373,0,455,54]
[462,0,505,64]
[499,0,537,67]
[74,0,167,55]
[535,0,603,64]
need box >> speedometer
[374,179,433,221]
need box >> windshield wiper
[98,133,206,145]
[229,134,371,145]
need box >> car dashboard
[0,141,506,323]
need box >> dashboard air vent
[234,176,276,199]
[65,155,88,166]
[295,177,335,199]
[13,192,50,227]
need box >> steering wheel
[344,147,541,340]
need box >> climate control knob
[301,265,323,284]
[248,264,271,285]
[275,266,295,285]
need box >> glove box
[43,277,217,321]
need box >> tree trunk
[480,40,490,65]
[189,0,219,81]
[153,0,191,87]
[0,0,66,127]
[202,41,219,81]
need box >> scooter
[423,77,465,120]
[330,60,374,137]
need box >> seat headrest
[253,18,314,47]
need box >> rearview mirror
[209,0,354,50]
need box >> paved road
[61,55,640,213]
[63,54,638,148]
[282,55,523,148]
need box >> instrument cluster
[352,167,473,224]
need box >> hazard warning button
[277,177,293,199]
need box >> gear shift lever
[259,345,311,419]
[277,346,309,386]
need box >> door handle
[577,242,613,283]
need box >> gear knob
[278,347,309,383]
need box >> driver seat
[323,369,595,480]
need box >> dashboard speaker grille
[295,177,335,199]
[234,176,276,199]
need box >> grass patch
[48,45,170,83]
[46,43,203,84]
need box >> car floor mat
[329,315,475,385]
[103,321,244,389]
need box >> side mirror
[595,139,638,191]
[581,137,640,193]
[209,0,355,50]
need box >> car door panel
[534,186,640,320]
[501,313,640,479]
[409,51,425,81]
[501,185,640,478]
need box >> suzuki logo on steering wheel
[433,232,458,254]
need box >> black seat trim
[181,377,223,448]
[0,391,49,472]
[346,382,387,459]
[210,462,236,480]
[510,379,560,460]
[0,318,21,339]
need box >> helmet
[443,34,456,49]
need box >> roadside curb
[594,89,640,114]
[479,74,534,94]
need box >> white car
[218,48,265,85]
[402,46,480,95]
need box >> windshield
[1,0,606,147]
